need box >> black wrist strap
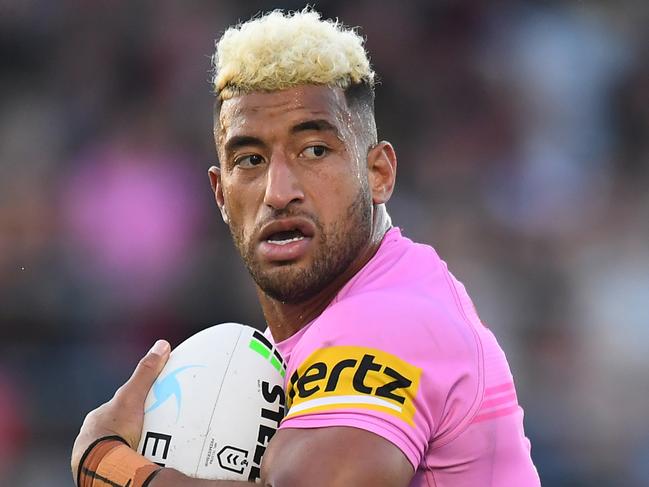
[142,467,164,487]
[76,435,129,487]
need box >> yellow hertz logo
[285,347,422,426]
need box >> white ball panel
[137,323,286,481]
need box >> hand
[71,340,171,482]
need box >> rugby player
[71,9,541,486]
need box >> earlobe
[367,142,397,205]
[208,165,229,224]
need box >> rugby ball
[137,323,286,482]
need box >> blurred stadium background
[1,0,648,485]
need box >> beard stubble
[229,186,373,304]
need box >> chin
[253,262,330,304]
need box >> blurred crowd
[1,1,648,485]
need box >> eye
[235,154,265,168]
[301,145,328,159]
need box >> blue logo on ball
[146,365,203,422]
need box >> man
[72,9,541,487]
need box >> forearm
[152,468,254,486]
[75,437,256,487]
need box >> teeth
[268,236,305,245]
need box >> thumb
[116,340,171,405]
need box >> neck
[259,206,392,343]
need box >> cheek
[222,178,263,233]
[307,165,363,222]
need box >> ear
[208,165,229,224]
[366,141,397,205]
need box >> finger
[116,340,171,404]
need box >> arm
[259,427,413,487]
[154,427,413,486]
[71,342,414,487]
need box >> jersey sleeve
[279,290,483,470]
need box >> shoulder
[285,237,486,439]
[300,233,483,370]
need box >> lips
[258,218,315,243]
[257,218,315,262]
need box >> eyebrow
[291,119,339,136]
[224,135,267,156]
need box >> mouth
[259,218,315,243]
[257,218,315,261]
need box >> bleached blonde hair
[212,8,375,100]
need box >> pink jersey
[271,228,540,486]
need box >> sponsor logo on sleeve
[285,346,422,426]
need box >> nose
[263,153,304,210]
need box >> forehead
[217,85,350,141]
